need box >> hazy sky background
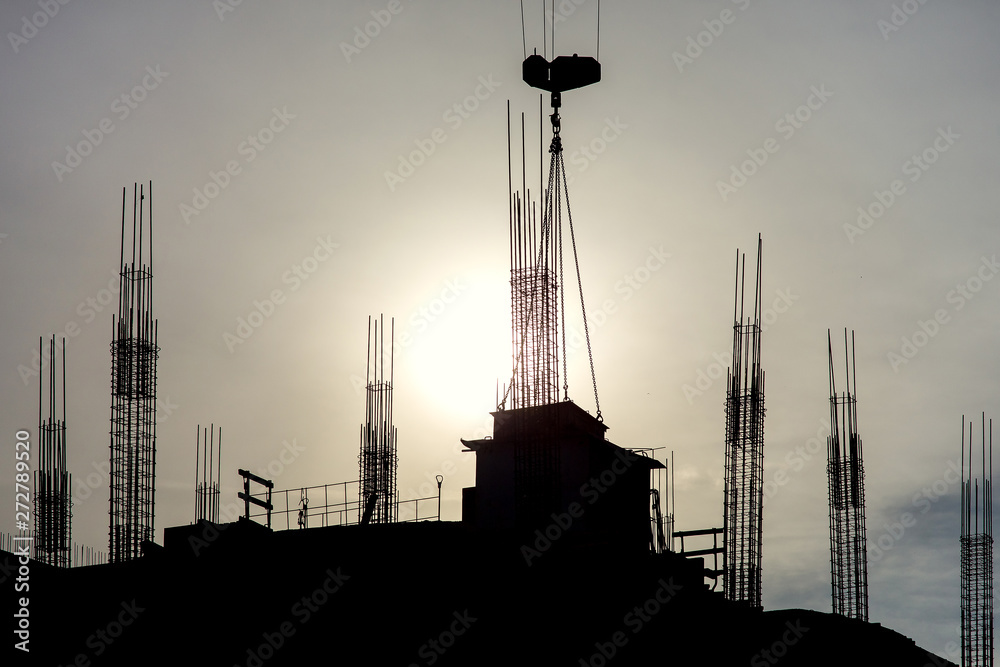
[2,0,998,657]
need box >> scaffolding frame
[359,315,398,525]
[109,182,159,563]
[238,469,273,528]
[722,236,765,609]
[34,335,71,568]
[961,413,993,667]
[826,329,868,621]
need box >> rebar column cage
[961,414,994,667]
[359,315,398,525]
[194,424,222,523]
[34,335,72,568]
[826,329,868,621]
[509,188,560,410]
[722,236,766,609]
[109,182,159,563]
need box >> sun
[403,274,511,423]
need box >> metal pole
[436,475,444,521]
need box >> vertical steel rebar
[961,413,993,667]
[826,329,868,621]
[359,315,398,525]
[722,237,765,609]
[34,335,71,568]
[109,182,158,562]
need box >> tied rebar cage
[109,182,159,563]
[826,330,868,621]
[359,315,398,525]
[722,236,765,610]
[961,414,993,667]
[510,190,560,410]
[194,424,222,523]
[34,335,72,568]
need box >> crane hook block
[522,53,601,94]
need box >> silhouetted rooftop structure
[462,401,661,557]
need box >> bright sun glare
[406,275,511,423]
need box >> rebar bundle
[72,543,106,567]
[961,414,993,667]
[195,424,222,523]
[509,188,560,410]
[34,335,71,568]
[109,182,159,562]
[722,236,765,609]
[359,315,398,525]
[826,330,868,621]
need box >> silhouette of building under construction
[4,31,964,667]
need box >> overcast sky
[2,0,998,657]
